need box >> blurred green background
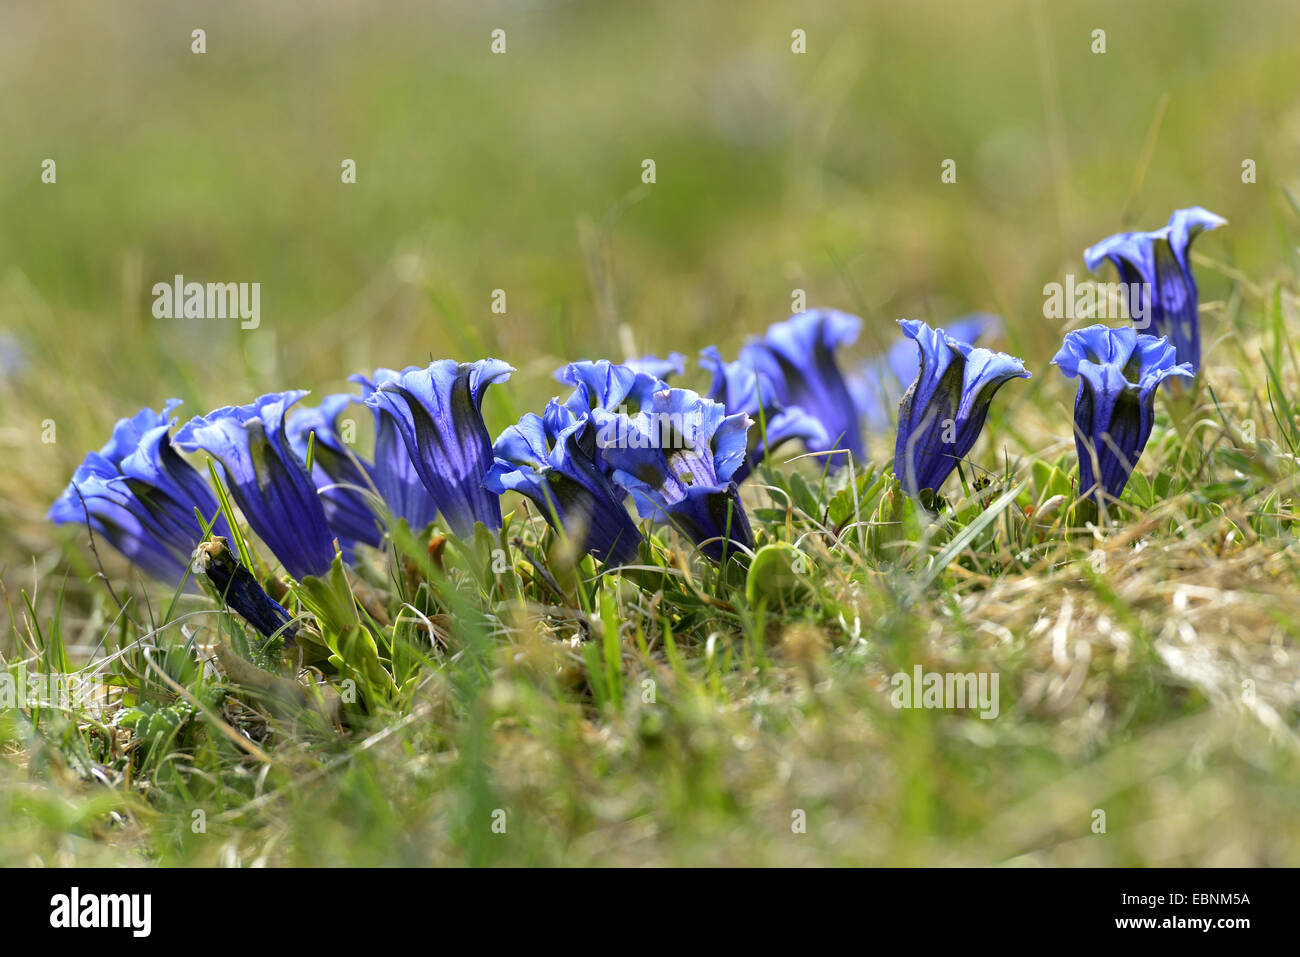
[3,0,1299,592]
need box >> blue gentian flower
[362,359,514,538]
[49,400,227,581]
[893,319,1031,499]
[485,403,641,564]
[1084,207,1226,373]
[175,391,337,579]
[52,457,187,581]
[552,359,666,418]
[1053,325,1193,504]
[623,353,686,380]
[547,359,668,467]
[351,368,440,533]
[851,313,1000,433]
[593,388,752,562]
[738,310,863,468]
[286,393,384,561]
[700,346,827,482]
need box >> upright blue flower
[893,319,1031,499]
[485,403,641,564]
[552,359,666,419]
[363,359,514,538]
[700,346,827,482]
[1053,325,1193,505]
[175,391,337,579]
[351,368,440,533]
[1084,207,1226,373]
[851,313,999,433]
[593,388,752,562]
[548,359,668,468]
[738,310,863,468]
[286,393,384,561]
[50,400,227,581]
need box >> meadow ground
[3,0,1300,866]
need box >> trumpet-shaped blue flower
[175,391,336,579]
[52,457,186,581]
[351,368,440,533]
[893,319,1031,499]
[552,359,666,419]
[485,403,641,564]
[739,310,863,468]
[1084,207,1226,373]
[851,313,1000,433]
[50,400,227,581]
[548,359,668,467]
[286,393,384,561]
[1053,325,1193,504]
[363,359,514,538]
[593,388,752,562]
[700,346,827,482]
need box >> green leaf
[745,542,811,607]
[296,555,358,635]
[915,479,1028,591]
[206,459,256,571]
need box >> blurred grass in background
[3,0,1298,563]
[3,0,1300,867]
